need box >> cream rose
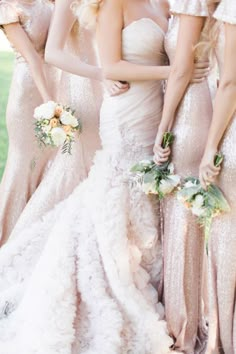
[34,101,57,120]
[168,174,181,187]
[192,194,204,208]
[139,159,153,168]
[51,127,67,147]
[184,180,197,189]
[159,178,175,195]
[191,206,205,217]
[142,181,157,195]
[60,111,78,128]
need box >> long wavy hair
[71,0,103,28]
[196,0,221,60]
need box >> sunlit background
[0,32,14,179]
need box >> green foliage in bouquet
[131,132,180,199]
[177,153,230,232]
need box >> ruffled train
[0,147,173,354]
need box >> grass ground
[0,51,14,179]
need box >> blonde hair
[71,0,102,28]
[196,0,221,60]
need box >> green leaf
[214,152,224,167]
[162,132,175,148]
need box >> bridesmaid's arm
[158,15,205,132]
[200,23,236,188]
[153,15,205,164]
[45,0,102,81]
[97,0,170,81]
[3,23,53,102]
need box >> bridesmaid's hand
[153,130,171,165]
[103,80,130,96]
[191,61,210,83]
[199,148,221,189]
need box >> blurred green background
[0,51,13,180]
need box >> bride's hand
[103,80,130,96]
[153,130,171,165]
[191,61,210,83]
[199,148,221,189]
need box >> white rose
[192,194,204,208]
[159,179,175,195]
[140,159,153,167]
[168,174,181,187]
[191,206,205,217]
[34,101,57,120]
[184,180,197,188]
[51,127,67,147]
[60,111,78,128]
[142,181,157,195]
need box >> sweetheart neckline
[123,18,166,36]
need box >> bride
[0,0,175,352]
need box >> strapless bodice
[122,18,167,66]
[100,18,167,158]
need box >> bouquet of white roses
[130,132,180,199]
[177,153,230,229]
[34,101,82,154]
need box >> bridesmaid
[154,0,213,352]
[200,0,236,352]
[0,0,60,245]
[6,0,128,240]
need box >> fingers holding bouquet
[199,149,222,189]
[131,132,180,200]
[153,131,173,165]
[131,132,230,231]
[177,151,229,232]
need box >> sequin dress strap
[170,0,209,17]
[0,0,19,27]
[214,0,236,24]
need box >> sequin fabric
[170,0,209,17]
[0,0,60,244]
[162,7,212,353]
[214,0,236,24]
[9,24,102,240]
[206,4,236,352]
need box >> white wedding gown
[0,18,173,354]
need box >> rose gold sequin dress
[8,22,102,240]
[162,1,212,352]
[0,0,59,243]
[206,1,236,352]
